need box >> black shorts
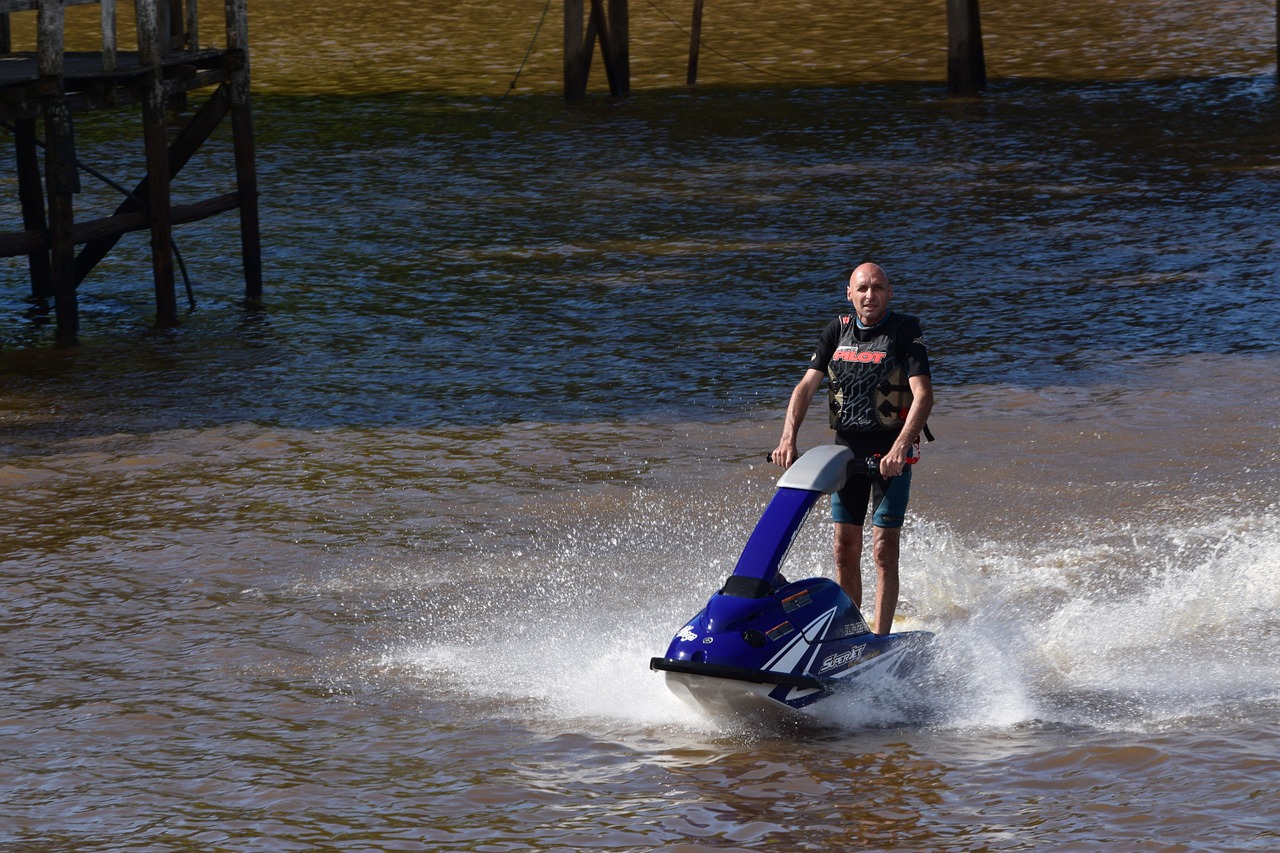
[830,464,912,528]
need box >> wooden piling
[229,70,263,300]
[137,0,178,325]
[564,0,585,99]
[14,118,52,303]
[37,0,79,339]
[101,0,116,70]
[606,0,629,94]
[223,0,261,299]
[563,0,629,100]
[589,0,619,95]
[946,0,987,96]
[42,93,79,339]
[140,74,177,325]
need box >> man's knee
[871,526,901,562]
[833,523,862,562]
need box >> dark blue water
[7,77,1280,434]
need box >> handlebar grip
[769,452,880,472]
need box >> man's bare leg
[833,522,863,608]
[871,526,901,635]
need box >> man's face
[847,271,893,326]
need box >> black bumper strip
[650,657,827,691]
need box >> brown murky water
[2,1,1279,850]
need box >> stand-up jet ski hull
[650,445,933,721]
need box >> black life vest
[826,312,915,433]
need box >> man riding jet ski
[650,445,933,722]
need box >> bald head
[846,263,893,326]
[851,262,889,286]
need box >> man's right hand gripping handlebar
[768,444,798,469]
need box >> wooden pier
[567,0,988,100]
[568,0,1280,99]
[1,0,261,343]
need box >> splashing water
[378,483,1280,737]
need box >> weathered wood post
[183,0,198,47]
[101,0,117,70]
[589,0,619,95]
[607,0,629,94]
[37,0,81,339]
[687,0,704,86]
[137,0,178,325]
[14,118,53,303]
[226,0,263,301]
[563,0,629,100]
[564,0,586,99]
[946,0,986,97]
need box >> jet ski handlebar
[765,445,882,496]
[765,450,881,473]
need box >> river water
[3,1,1280,850]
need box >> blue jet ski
[650,444,934,723]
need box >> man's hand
[769,443,798,469]
[878,446,907,478]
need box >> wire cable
[491,0,555,112]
